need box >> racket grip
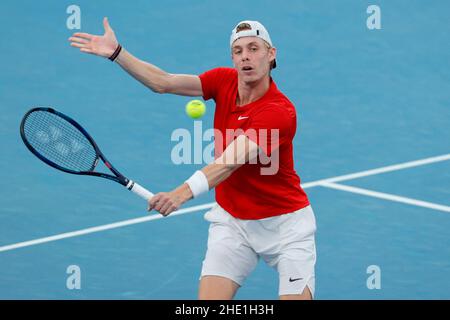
[128,181,154,201]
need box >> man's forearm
[195,134,257,193]
[115,48,170,93]
[201,162,238,190]
[175,163,235,206]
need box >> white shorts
[200,204,317,297]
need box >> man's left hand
[148,183,193,216]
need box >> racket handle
[127,181,154,201]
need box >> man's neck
[236,75,271,106]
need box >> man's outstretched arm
[69,17,203,96]
[148,135,261,216]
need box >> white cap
[230,20,276,68]
[230,20,273,47]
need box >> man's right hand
[69,17,119,58]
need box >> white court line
[301,153,450,188]
[321,182,450,213]
[1,153,449,253]
[0,203,216,253]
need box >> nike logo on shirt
[238,116,249,120]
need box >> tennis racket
[20,107,154,201]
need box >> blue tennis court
[1,0,449,299]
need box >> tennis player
[69,18,316,300]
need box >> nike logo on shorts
[289,277,303,282]
[238,116,249,120]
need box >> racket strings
[23,111,98,172]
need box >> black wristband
[108,44,122,62]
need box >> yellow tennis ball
[185,100,206,119]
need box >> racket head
[20,107,119,181]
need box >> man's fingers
[69,36,90,44]
[103,17,111,32]
[166,205,178,216]
[80,48,93,54]
[70,42,88,49]
[159,201,173,215]
[148,198,158,211]
[72,32,94,40]
[154,199,167,212]
[149,194,165,211]
[147,192,179,216]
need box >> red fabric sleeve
[199,67,233,101]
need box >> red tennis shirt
[199,67,309,219]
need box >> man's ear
[269,46,277,61]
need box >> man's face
[231,37,276,83]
